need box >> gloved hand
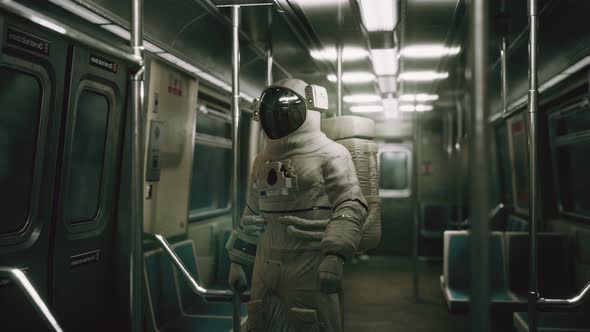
[228,262,248,293]
[242,215,267,237]
[318,254,343,294]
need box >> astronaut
[225,78,368,332]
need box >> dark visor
[259,88,307,140]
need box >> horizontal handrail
[537,280,590,308]
[143,233,234,299]
[0,267,63,332]
[0,0,141,66]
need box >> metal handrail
[143,233,234,299]
[0,267,63,332]
[537,280,590,308]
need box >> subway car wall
[1,0,590,331]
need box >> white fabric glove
[228,262,248,293]
[318,254,343,294]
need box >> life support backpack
[321,116,381,251]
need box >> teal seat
[173,240,246,318]
[440,231,523,312]
[144,239,245,332]
[514,311,590,332]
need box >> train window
[0,68,42,235]
[495,123,513,205]
[188,109,232,218]
[66,90,109,224]
[549,102,590,219]
[379,145,412,198]
[507,115,530,213]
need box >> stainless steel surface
[336,40,343,117]
[143,233,233,298]
[0,267,63,332]
[231,6,242,331]
[412,110,420,302]
[470,0,491,331]
[500,36,508,117]
[527,0,539,331]
[537,280,590,308]
[130,1,144,331]
[0,0,141,65]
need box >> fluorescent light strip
[159,53,202,75]
[401,44,461,59]
[378,76,397,93]
[343,94,381,103]
[399,104,433,112]
[350,105,384,113]
[399,94,439,102]
[399,71,449,82]
[359,0,397,32]
[101,24,130,40]
[327,72,375,83]
[48,0,110,24]
[371,48,399,75]
[310,47,368,61]
[30,15,67,34]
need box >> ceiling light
[400,104,434,112]
[401,44,461,59]
[399,94,439,102]
[102,24,130,40]
[378,76,397,93]
[344,94,381,103]
[371,48,398,75]
[399,71,449,81]
[30,15,67,35]
[159,53,202,75]
[310,47,368,61]
[327,72,375,83]
[144,40,164,53]
[350,105,384,113]
[196,71,231,92]
[359,0,398,32]
[49,0,110,24]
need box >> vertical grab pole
[231,5,242,332]
[130,0,144,331]
[412,106,420,302]
[500,0,509,117]
[266,6,273,86]
[527,0,540,330]
[129,0,145,332]
[336,40,343,117]
[469,0,491,330]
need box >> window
[66,90,110,224]
[379,145,412,198]
[495,123,513,205]
[549,98,590,219]
[507,115,530,213]
[188,105,231,218]
[0,68,42,235]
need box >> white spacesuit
[226,78,368,332]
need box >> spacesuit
[226,78,368,332]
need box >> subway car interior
[1,0,590,331]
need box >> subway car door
[50,45,129,331]
[0,15,67,330]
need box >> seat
[421,203,451,238]
[440,231,523,312]
[506,215,528,232]
[514,311,590,332]
[505,232,572,301]
[144,239,245,332]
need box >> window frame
[378,144,413,198]
[0,57,50,244]
[61,80,117,232]
[548,96,590,221]
[187,103,233,222]
[506,113,530,216]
